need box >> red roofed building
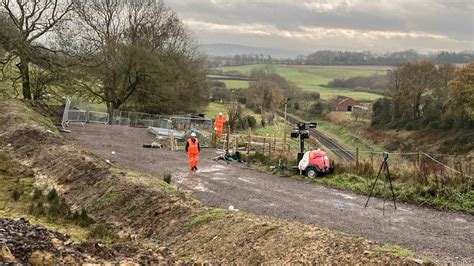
[330,96,360,112]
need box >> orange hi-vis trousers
[188,153,199,169]
[216,126,223,137]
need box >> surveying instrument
[364,152,397,214]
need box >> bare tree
[399,61,438,120]
[0,0,74,99]
[57,0,206,116]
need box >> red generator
[298,149,334,178]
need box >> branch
[28,0,74,42]
[2,0,21,28]
[75,79,109,103]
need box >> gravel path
[67,124,474,263]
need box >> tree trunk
[106,103,114,125]
[107,101,123,125]
[18,57,32,100]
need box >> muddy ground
[67,124,473,263]
[0,217,172,264]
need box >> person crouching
[186,132,200,173]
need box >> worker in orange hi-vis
[214,112,227,137]
[185,132,200,174]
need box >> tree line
[0,0,209,116]
[327,74,389,95]
[209,49,474,67]
[372,61,473,131]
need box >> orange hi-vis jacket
[187,138,199,155]
[214,115,227,130]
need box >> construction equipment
[290,121,334,178]
[298,149,334,178]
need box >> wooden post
[226,125,231,154]
[272,131,276,154]
[263,137,266,155]
[247,128,251,155]
[170,131,175,151]
[370,151,374,169]
[211,132,216,149]
[283,99,288,147]
[234,136,238,153]
[418,152,422,170]
[269,141,272,158]
[355,147,359,172]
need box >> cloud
[166,0,474,52]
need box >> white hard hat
[191,132,196,137]
[219,112,222,115]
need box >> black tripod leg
[386,162,397,210]
[383,162,387,215]
[365,160,385,208]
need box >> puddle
[334,193,356,200]
[334,201,352,207]
[198,164,228,173]
[237,177,255,184]
[210,177,227,180]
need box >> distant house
[330,96,360,112]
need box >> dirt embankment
[0,217,171,264]
[0,100,420,263]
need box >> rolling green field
[215,64,387,101]
[220,79,250,89]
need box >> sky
[165,0,474,54]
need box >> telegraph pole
[283,98,289,147]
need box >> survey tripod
[364,152,397,214]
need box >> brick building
[330,96,360,112]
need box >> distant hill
[202,43,300,58]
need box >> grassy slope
[0,99,421,263]
[220,79,250,89]
[215,64,385,100]
[261,111,474,213]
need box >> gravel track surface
[67,124,474,263]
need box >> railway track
[276,110,355,162]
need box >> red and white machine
[298,149,333,178]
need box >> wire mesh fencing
[323,147,473,187]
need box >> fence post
[226,125,231,154]
[234,136,238,153]
[212,132,217,149]
[272,131,276,154]
[356,147,359,172]
[418,152,422,170]
[261,137,265,155]
[169,131,174,151]
[247,128,251,155]
[370,151,374,169]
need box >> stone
[63,255,78,264]
[410,258,424,264]
[156,246,168,255]
[0,246,17,263]
[51,238,63,249]
[28,250,56,265]
[119,260,139,266]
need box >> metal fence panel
[87,111,109,124]
[61,97,71,131]
[67,110,87,126]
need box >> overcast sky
[165,0,474,53]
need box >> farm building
[330,96,360,112]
